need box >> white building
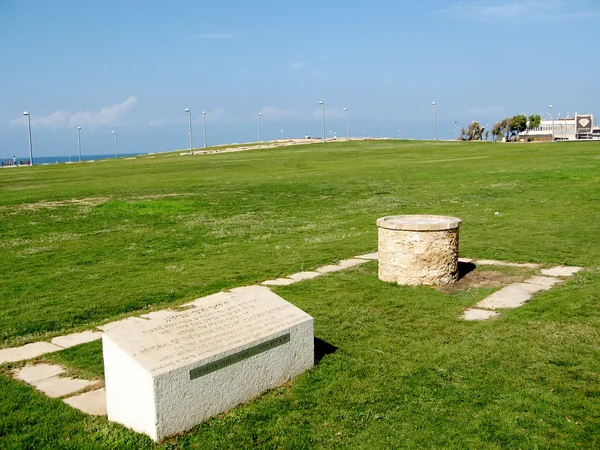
[519,114,599,141]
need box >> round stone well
[377,215,462,286]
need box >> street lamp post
[22,111,33,165]
[343,107,350,139]
[398,129,402,139]
[202,111,207,148]
[111,130,119,158]
[318,101,325,143]
[77,127,82,162]
[257,112,262,142]
[184,108,193,153]
[280,129,284,139]
[432,102,437,140]
[549,105,554,141]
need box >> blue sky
[2,0,599,158]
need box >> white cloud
[11,96,137,127]
[437,0,600,21]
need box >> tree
[510,114,527,139]
[528,114,541,129]
[459,121,484,141]
[491,122,503,141]
[499,118,513,141]
[491,115,527,142]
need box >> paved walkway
[1,253,582,416]
[460,263,582,321]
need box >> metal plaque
[189,333,290,380]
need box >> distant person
[12,156,16,166]
[305,134,309,139]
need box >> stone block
[103,285,313,443]
[97,317,149,333]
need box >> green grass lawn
[1,140,600,448]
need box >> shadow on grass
[314,337,338,364]
[458,261,476,280]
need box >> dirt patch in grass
[4,197,110,212]
[437,264,528,294]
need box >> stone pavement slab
[524,276,563,289]
[0,342,63,364]
[355,252,378,260]
[461,309,501,321]
[338,258,368,268]
[51,331,103,349]
[13,364,65,383]
[475,283,541,310]
[316,264,347,274]
[64,388,107,416]
[32,376,98,398]
[261,278,296,286]
[288,271,323,281]
[541,266,583,277]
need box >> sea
[4,153,148,165]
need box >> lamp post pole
[280,129,284,139]
[343,107,349,139]
[77,126,82,162]
[202,111,207,148]
[319,101,325,143]
[549,105,554,141]
[184,108,193,152]
[23,111,33,165]
[111,131,119,158]
[432,102,437,140]
[257,112,262,142]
